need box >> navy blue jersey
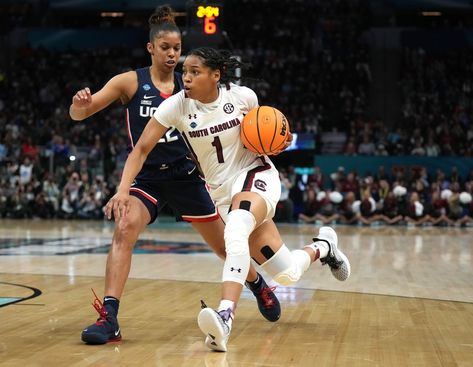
[124,67,187,179]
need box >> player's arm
[69,71,135,121]
[105,117,168,220]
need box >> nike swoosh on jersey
[143,94,157,99]
[187,167,197,175]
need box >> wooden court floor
[1,220,472,367]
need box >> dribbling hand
[72,87,92,108]
[272,131,293,155]
[104,191,130,221]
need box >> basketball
[240,106,290,155]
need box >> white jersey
[153,83,263,189]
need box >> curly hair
[187,47,251,86]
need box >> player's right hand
[72,87,92,108]
[104,190,130,221]
[272,131,293,155]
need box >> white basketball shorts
[210,157,281,223]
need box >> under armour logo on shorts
[230,267,242,273]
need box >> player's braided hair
[188,47,250,86]
[148,5,180,41]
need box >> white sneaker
[313,226,351,281]
[198,307,232,352]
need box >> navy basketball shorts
[129,159,219,224]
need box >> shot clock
[185,2,225,47]
[195,4,221,35]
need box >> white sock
[305,240,330,259]
[217,299,235,329]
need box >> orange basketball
[240,106,290,155]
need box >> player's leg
[81,194,152,344]
[198,159,284,351]
[198,191,268,352]
[249,220,350,286]
[165,161,280,320]
[192,217,280,323]
[234,160,349,288]
[191,218,257,281]
[104,196,150,297]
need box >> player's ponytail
[148,5,180,41]
[188,47,251,87]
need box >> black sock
[103,296,120,316]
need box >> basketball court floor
[1,219,472,366]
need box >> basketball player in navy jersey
[70,6,279,345]
[106,47,351,352]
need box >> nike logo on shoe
[143,94,156,99]
[114,329,120,337]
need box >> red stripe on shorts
[129,187,158,205]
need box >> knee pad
[224,209,256,256]
[222,209,256,284]
[260,245,311,286]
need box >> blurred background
[0,0,472,225]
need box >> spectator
[19,157,34,185]
[42,173,60,211]
[357,134,376,155]
[405,192,428,226]
[338,191,359,224]
[275,170,294,222]
[21,136,39,162]
[298,187,318,223]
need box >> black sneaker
[246,273,281,322]
[81,289,121,344]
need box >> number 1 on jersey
[211,136,224,163]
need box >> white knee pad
[222,209,256,285]
[260,244,311,286]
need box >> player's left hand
[104,191,131,221]
[271,131,293,155]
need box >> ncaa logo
[254,179,267,192]
[142,84,151,91]
[223,103,234,114]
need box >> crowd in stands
[226,0,371,136]
[336,47,473,158]
[398,47,473,157]
[275,165,473,227]
[0,46,140,219]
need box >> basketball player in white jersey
[105,47,351,352]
